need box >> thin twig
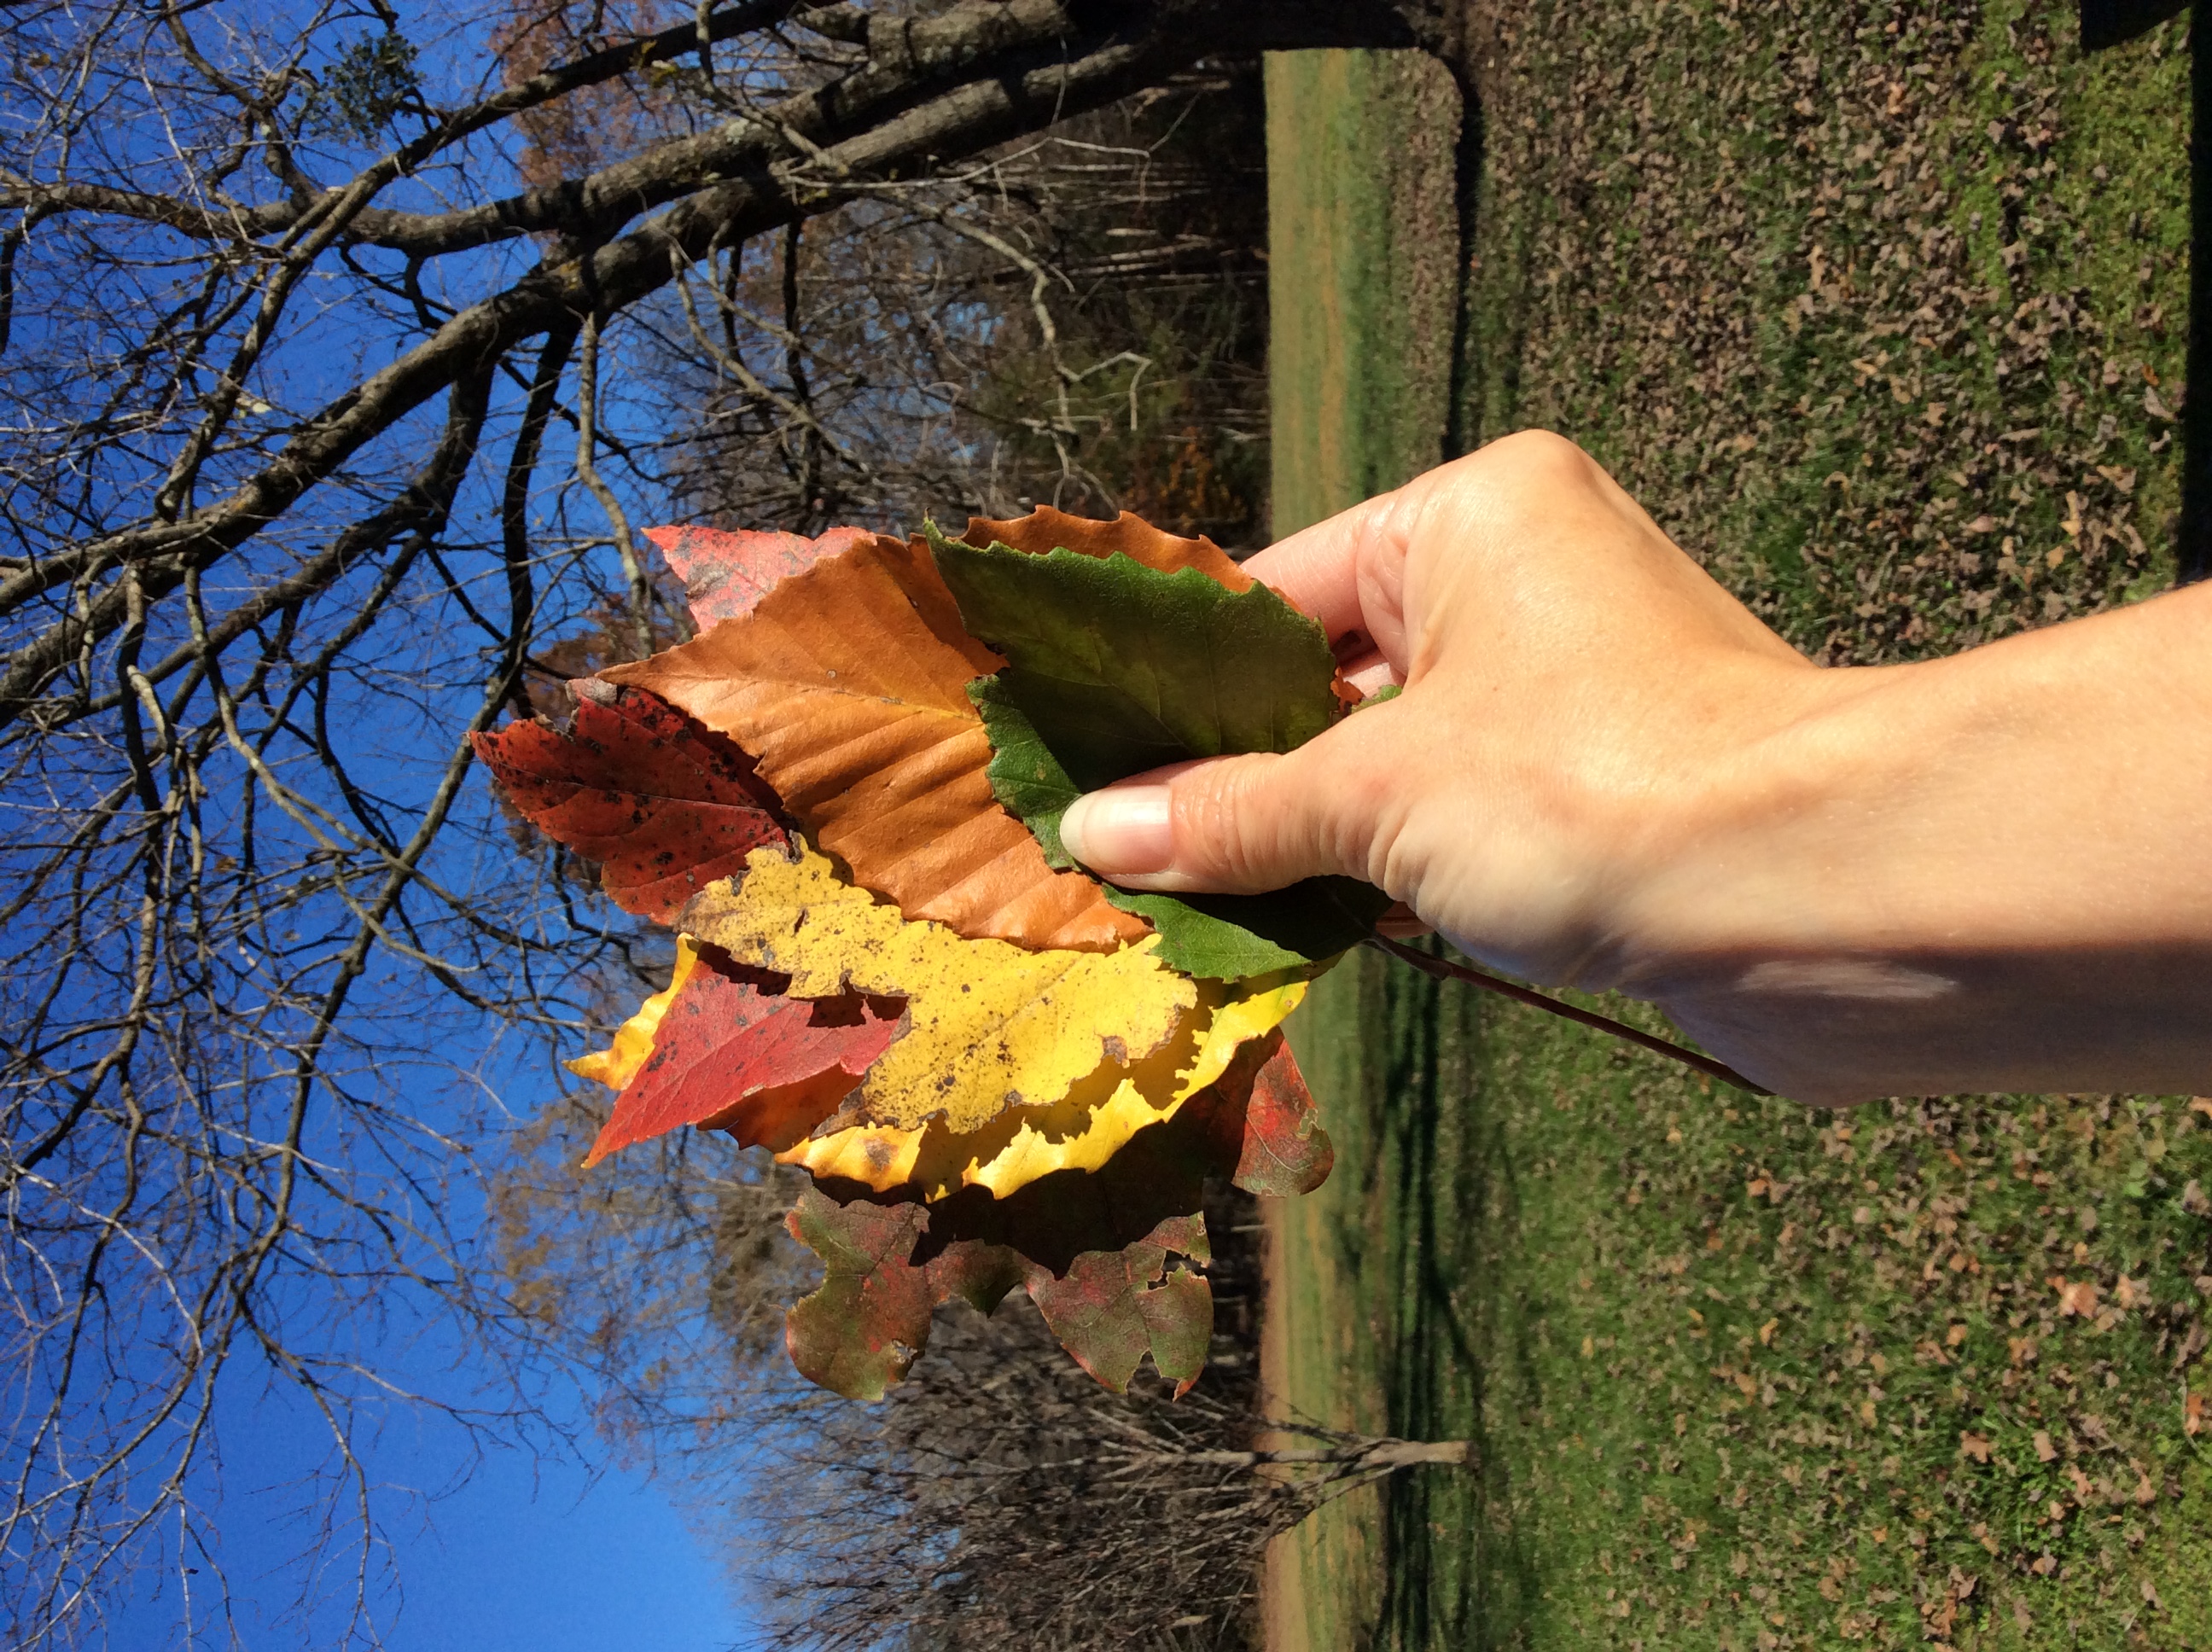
[1363,934,1773,1096]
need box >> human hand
[1059,428,1823,993]
[1057,430,2212,1104]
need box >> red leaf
[474,681,785,922]
[586,950,904,1166]
[1220,1032,1334,1197]
[647,523,874,627]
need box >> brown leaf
[1959,1431,1992,1463]
[2053,1277,2099,1317]
[607,532,1145,951]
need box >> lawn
[1261,9,2212,1649]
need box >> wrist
[1605,656,1932,994]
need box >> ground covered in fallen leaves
[1264,8,2212,1649]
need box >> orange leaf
[607,532,1144,951]
[2187,1391,2207,1438]
[958,504,1253,590]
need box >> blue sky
[103,1335,770,1652]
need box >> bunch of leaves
[479,511,1379,1399]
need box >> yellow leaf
[781,974,1308,1199]
[685,843,1196,1133]
[566,938,704,1091]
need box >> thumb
[1057,740,1381,896]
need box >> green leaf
[930,527,1340,786]
[968,675,1080,867]
[934,529,1388,977]
[1101,881,1389,979]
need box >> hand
[1058,430,2212,1104]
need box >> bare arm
[1057,430,2212,1104]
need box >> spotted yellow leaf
[680,843,1196,1134]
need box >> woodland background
[2,1,2209,1649]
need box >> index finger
[1240,502,1374,638]
[1241,484,1412,651]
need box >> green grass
[1263,10,2212,1649]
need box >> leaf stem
[1362,934,1773,1097]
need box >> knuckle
[1483,426,1591,476]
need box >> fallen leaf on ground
[2053,1277,2099,1317]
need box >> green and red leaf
[783,1189,1027,1401]
[474,682,788,923]
[1024,1213,1212,1396]
[780,1032,1329,1398]
[784,1185,1213,1401]
[1208,1030,1334,1198]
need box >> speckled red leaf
[586,951,905,1167]
[474,681,786,922]
[647,523,874,628]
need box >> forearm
[1626,580,2212,1102]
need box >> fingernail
[1059,786,1174,875]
